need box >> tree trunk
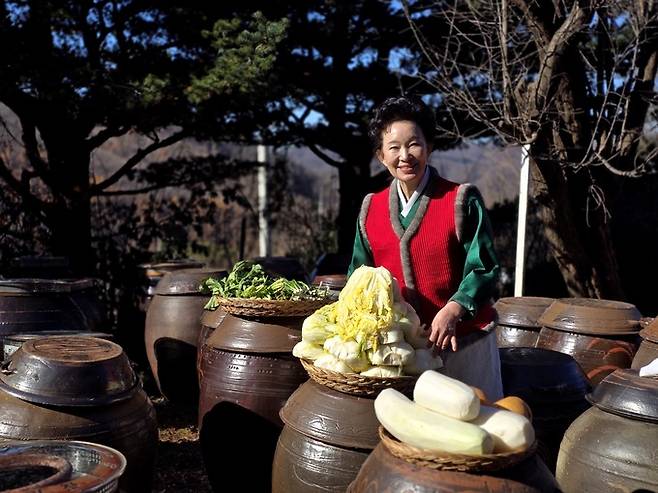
[336,159,372,255]
[49,195,93,276]
[530,156,625,300]
[47,149,94,277]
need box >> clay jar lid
[140,259,205,278]
[2,331,114,360]
[280,380,380,450]
[0,337,138,407]
[537,298,641,335]
[0,440,126,491]
[494,297,555,328]
[205,312,301,353]
[588,368,658,423]
[640,318,658,343]
[312,274,347,291]
[0,278,95,294]
[154,268,227,295]
[0,453,72,491]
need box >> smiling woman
[377,120,432,198]
[348,95,503,399]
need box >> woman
[348,96,503,399]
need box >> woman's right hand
[428,301,466,352]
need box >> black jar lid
[154,268,227,295]
[588,368,658,423]
[0,337,138,407]
[494,297,555,328]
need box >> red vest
[363,175,494,336]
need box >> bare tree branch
[90,130,188,193]
[85,125,130,151]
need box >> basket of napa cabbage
[293,266,443,396]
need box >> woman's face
[377,120,432,191]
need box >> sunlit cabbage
[378,328,405,345]
[292,341,325,361]
[335,266,395,349]
[323,335,370,372]
[368,341,415,366]
[301,302,339,345]
[361,365,403,377]
[356,328,405,350]
[314,353,355,374]
[394,301,426,349]
[403,349,443,375]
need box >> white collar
[397,167,430,218]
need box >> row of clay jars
[495,297,642,385]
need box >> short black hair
[368,96,437,151]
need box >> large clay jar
[347,444,541,493]
[0,279,95,337]
[196,308,228,379]
[7,256,73,279]
[557,368,658,492]
[499,348,591,474]
[272,380,380,493]
[632,317,658,369]
[120,259,205,368]
[198,310,310,493]
[0,440,127,493]
[144,267,226,405]
[139,259,205,311]
[494,297,554,348]
[0,337,158,493]
[67,278,108,332]
[536,298,641,385]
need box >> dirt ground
[149,396,212,493]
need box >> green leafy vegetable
[200,260,330,310]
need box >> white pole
[257,145,271,257]
[514,144,530,296]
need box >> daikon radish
[374,388,493,455]
[414,370,480,420]
[470,405,535,452]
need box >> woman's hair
[368,96,436,151]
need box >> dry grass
[150,396,212,493]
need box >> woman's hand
[428,301,467,352]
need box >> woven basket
[378,426,537,473]
[300,359,416,397]
[212,297,331,317]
